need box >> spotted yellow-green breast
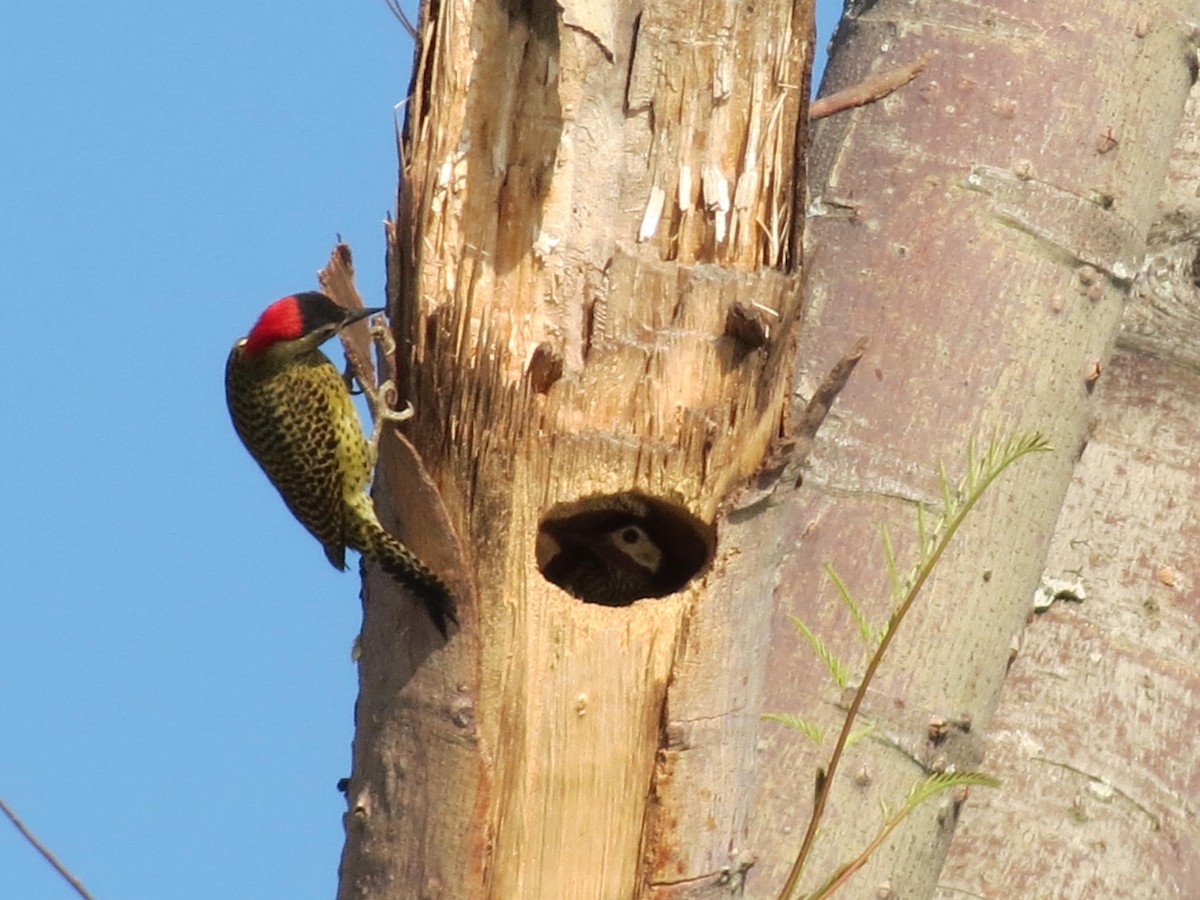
[226,344,368,570]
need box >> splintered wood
[338,1,815,898]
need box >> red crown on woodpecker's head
[241,292,379,357]
[243,295,307,357]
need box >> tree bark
[940,66,1200,899]
[338,1,813,898]
[745,0,1198,897]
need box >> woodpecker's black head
[241,292,383,358]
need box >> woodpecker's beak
[343,306,385,326]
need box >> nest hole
[536,492,715,606]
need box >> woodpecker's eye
[620,527,640,544]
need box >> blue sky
[2,3,838,897]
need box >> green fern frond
[788,614,851,689]
[805,771,1001,899]
[763,712,823,745]
[844,723,876,750]
[915,502,929,559]
[906,770,1000,808]
[881,525,901,603]
[825,564,873,646]
[778,431,1050,900]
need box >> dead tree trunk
[338,2,814,898]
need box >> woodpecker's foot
[362,321,411,458]
[370,320,397,359]
[375,380,414,423]
[368,381,414,464]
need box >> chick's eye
[620,527,640,544]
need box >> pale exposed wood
[338,1,814,898]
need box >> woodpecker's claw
[369,320,397,357]
[368,380,414,464]
[364,320,410,421]
[362,321,413,461]
[375,380,414,422]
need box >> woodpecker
[225,291,456,636]
[540,517,666,605]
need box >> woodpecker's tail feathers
[360,526,458,637]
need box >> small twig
[0,796,95,900]
[318,242,393,411]
[796,337,867,444]
[785,337,868,486]
[380,0,417,38]
[810,51,936,121]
